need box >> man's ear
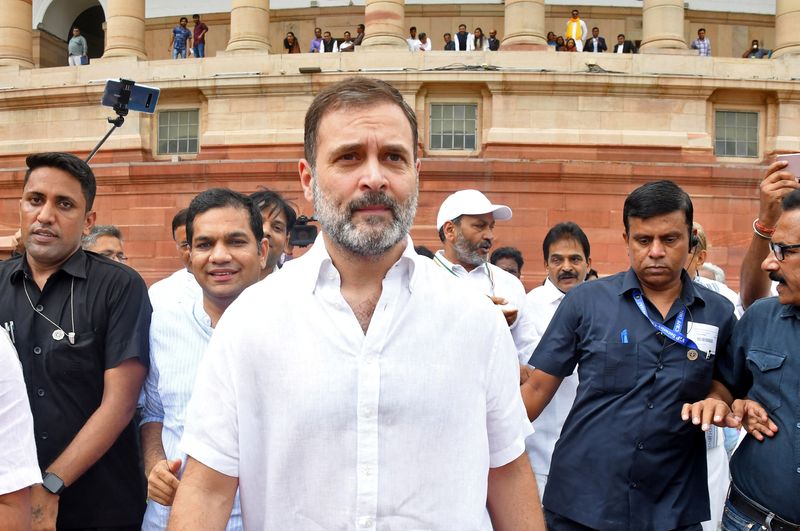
[83,210,97,236]
[299,159,314,203]
[259,238,269,269]
[622,231,630,257]
[443,220,458,243]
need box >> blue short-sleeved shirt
[172,26,192,51]
[529,269,736,531]
[720,297,800,522]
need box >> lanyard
[433,254,495,295]
[632,289,698,350]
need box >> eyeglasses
[769,241,800,261]
[100,251,128,263]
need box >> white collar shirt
[147,268,201,312]
[693,275,741,318]
[181,235,531,530]
[141,295,242,530]
[524,278,580,480]
[0,328,41,495]
[433,250,537,363]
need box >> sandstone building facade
[0,0,798,289]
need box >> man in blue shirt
[714,189,800,530]
[169,17,192,59]
[522,180,737,530]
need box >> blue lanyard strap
[632,289,698,350]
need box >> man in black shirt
[488,29,500,51]
[0,152,150,529]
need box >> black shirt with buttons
[0,249,151,528]
[721,297,800,522]
[529,268,736,531]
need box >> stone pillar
[362,0,407,49]
[773,0,800,58]
[639,0,687,52]
[501,0,547,50]
[227,0,271,53]
[0,0,33,68]
[103,0,146,59]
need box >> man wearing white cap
[435,189,537,365]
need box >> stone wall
[2,49,797,289]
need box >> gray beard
[453,230,486,267]
[311,174,418,257]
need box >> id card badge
[687,322,719,359]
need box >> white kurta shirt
[147,268,201,312]
[141,295,242,530]
[181,235,531,530]
[524,278,579,481]
[433,250,537,363]
[0,328,41,495]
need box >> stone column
[0,0,33,68]
[103,0,146,59]
[362,0,407,49]
[227,0,271,52]
[639,0,687,52]
[773,0,800,58]
[501,0,547,50]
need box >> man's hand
[519,364,534,385]
[681,398,739,431]
[148,458,182,506]
[30,485,58,531]
[732,399,778,441]
[759,159,800,227]
[489,296,518,326]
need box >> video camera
[289,215,318,247]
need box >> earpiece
[690,234,700,251]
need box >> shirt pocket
[47,331,99,382]
[601,341,638,393]
[679,349,715,402]
[745,348,786,412]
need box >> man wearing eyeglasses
[82,224,128,264]
[713,189,800,530]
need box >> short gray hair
[82,224,123,249]
[701,262,726,284]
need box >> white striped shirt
[140,294,242,531]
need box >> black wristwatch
[42,472,65,495]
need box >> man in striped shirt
[139,188,266,530]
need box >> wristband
[753,218,773,240]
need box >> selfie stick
[85,78,135,163]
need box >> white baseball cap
[436,189,512,230]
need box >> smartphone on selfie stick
[85,79,160,162]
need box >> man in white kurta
[565,9,588,52]
[0,328,42,526]
[171,77,543,530]
[181,235,532,529]
[524,222,592,496]
[435,189,538,364]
